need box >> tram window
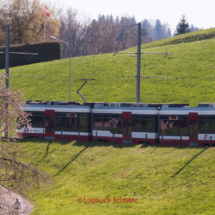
[34,113,44,128]
[112,115,122,134]
[103,115,111,129]
[27,112,33,126]
[57,113,66,117]
[160,117,169,135]
[94,115,102,129]
[56,113,67,131]
[179,117,187,120]
[199,116,209,130]
[78,114,87,132]
[67,117,77,132]
[210,117,215,131]
[133,117,143,131]
[143,116,152,129]
[178,119,188,136]
[169,120,178,135]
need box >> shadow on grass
[18,138,139,148]
[55,147,88,177]
[18,138,71,145]
[73,141,138,148]
[171,148,207,178]
[38,141,53,162]
[17,138,208,150]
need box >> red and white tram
[17,101,92,141]
[17,101,215,147]
[92,103,158,144]
[159,103,215,147]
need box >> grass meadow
[1,28,215,214]
[1,28,215,106]
[19,139,215,215]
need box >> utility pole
[5,24,9,89]
[114,22,174,103]
[3,24,38,138]
[136,22,141,103]
[4,24,9,138]
[50,36,72,101]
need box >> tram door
[45,110,55,139]
[122,112,132,143]
[189,113,198,146]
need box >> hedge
[0,42,61,69]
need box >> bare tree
[0,74,48,214]
[58,8,88,58]
[0,0,60,45]
[58,11,152,58]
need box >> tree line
[0,0,200,59]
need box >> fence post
[113,133,114,144]
[195,135,197,147]
[145,133,147,144]
[40,133,41,139]
[96,132,97,142]
[180,135,182,147]
[61,129,62,140]
[210,136,212,147]
[43,129,44,139]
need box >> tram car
[17,101,215,147]
[92,102,158,144]
[159,103,215,147]
[17,101,92,141]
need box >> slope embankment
[18,139,215,215]
[1,28,215,106]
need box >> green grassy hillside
[3,29,215,214]
[139,27,215,48]
[1,28,215,106]
[19,140,215,215]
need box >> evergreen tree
[110,14,114,22]
[142,19,154,40]
[175,15,190,35]
[98,14,105,24]
[155,19,164,40]
[190,24,200,32]
[115,16,119,23]
[141,28,148,37]
[166,28,172,37]
[131,15,136,24]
